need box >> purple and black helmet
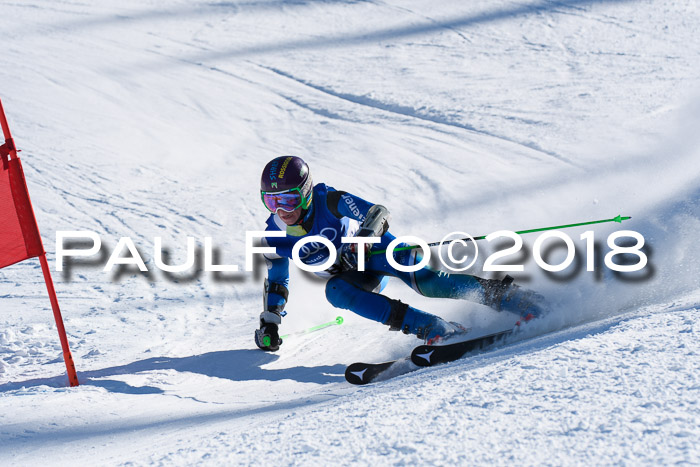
[260,156,313,212]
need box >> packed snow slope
[1,0,699,464]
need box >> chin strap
[296,207,310,225]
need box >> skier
[255,155,547,351]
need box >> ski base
[411,329,513,367]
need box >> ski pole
[370,214,632,256]
[262,316,344,347]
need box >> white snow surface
[1,0,700,464]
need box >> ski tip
[410,345,435,367]
[344,363,373,385]
[345,360,397,385]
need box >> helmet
[260,156,313,213]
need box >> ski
[345,329,515,385]
[345,360,400,385]
[411,329,513,367]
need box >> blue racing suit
[262,183,544,334]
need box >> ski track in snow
[1,0,700,464]
[258,64,581,168]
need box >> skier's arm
[326,189,390,234]
[255,252,289,351]
[356,204,390,237]
[327,188,391,271]
[263,254,289,314]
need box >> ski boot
[385,300,469,345]
[476,275,549,321]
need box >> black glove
[339,241,372,272]
[254,311,283,351]
[255,323,281,351]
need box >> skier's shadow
[0,350,345,394]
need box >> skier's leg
[325,271,389,323]
[366,235,548,320]
[325,271,463,343]
[414,267,548,320]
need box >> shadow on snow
[0,348,345,394]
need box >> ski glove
[254,310,283,351]
[339,241,372,272]
[338,204,390,272]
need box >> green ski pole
[370,214,632,256]
[262,316,344,347]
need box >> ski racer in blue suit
[255,156,547,351]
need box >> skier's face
[277,207,302,225]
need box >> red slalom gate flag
[0,146,45,268]
[0,98,79,387]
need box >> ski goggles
[261,187,310,213]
